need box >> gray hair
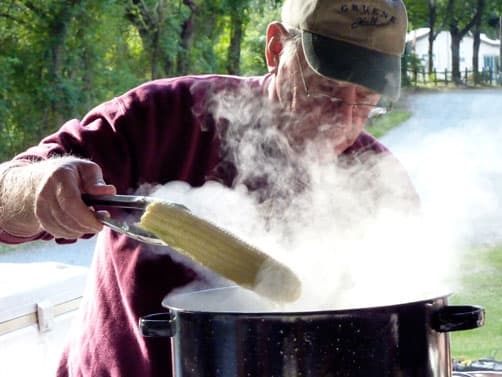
[280,0,318,63]
[281,0,317,29]
[280,27,301,63]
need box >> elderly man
[0,0,414,376]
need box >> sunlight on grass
[450,245,502,359]
[365,110,412,139]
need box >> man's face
[273,48,381,154]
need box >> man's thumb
[78,161,117,195]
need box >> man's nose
[336,85,357,121]
[338,84,357,105]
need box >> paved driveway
[0,235,96,266]
[382,88,502,245]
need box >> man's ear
[265,22,289,72]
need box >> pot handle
[431,305,485,332]
[139,312,176,338]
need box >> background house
[406,27,500,74]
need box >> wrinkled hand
[32,157,117,239]
[0,157,116,239]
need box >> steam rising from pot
[139,85,471,312]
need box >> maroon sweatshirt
[0,74,417,376]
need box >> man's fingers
[86,183,117,196]
[95,210,111,218]
[57,191,104,232]
[32,158,113,239]
[77,161,117,196]
[37,204,93,240]
[35,188,104,239]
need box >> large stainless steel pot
[140,286,484,377]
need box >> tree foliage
[445,0,484,84]
[405,0,498,83]
[0,0,498,160]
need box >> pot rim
[161,285,454,315]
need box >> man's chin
[289,128,345,155]
[334,140,352,155]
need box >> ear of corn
[138,201,301,302]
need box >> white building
[406,27,500,73]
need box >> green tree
[485,2,502,77]
[0,0,148,160]
[445,0,484,85]
[425,0,450,74]
[406,0,452,75]
[471,0,486,84]
[125,0,187,79]
[241,1,281,75]
[0,0,286,161]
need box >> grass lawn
[365,109,412,138]
[449,244,502,360]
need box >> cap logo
[338,3,398,29]
[299,0,406,99]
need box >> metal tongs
[82,194,188,246]
[84,195,303,302]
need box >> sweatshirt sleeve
[0,78,220,245]
[0,99,134,244]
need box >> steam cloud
[139,85,474,312]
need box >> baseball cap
[293,0,408,101]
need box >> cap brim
[302,31,402,101]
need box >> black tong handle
[82,194,152,210]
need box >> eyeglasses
[295,52,392,119]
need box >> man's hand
[0,157,116,239]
